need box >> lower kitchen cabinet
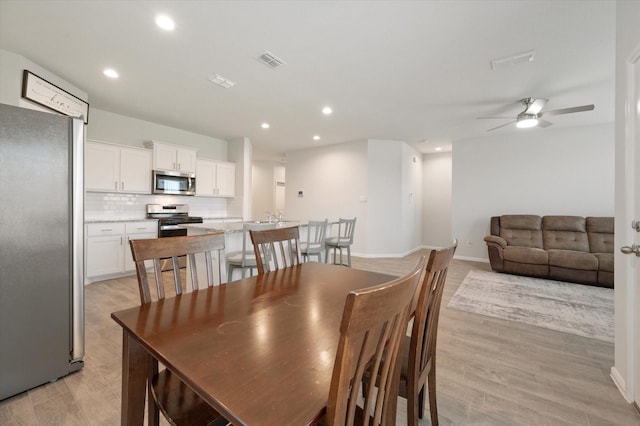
[86,221,157,281]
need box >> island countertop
[180,221,302,234]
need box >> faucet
[276,210,283,222]
[265,211,274,222]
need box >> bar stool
[325,217,356,267]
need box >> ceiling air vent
[207,74,236,89]
[258,51,287,69]
[490,50,535,70]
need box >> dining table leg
[121,331,150,425]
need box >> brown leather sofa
[484,215,614,288]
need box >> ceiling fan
[477,97,595,131]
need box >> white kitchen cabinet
[86,221,157,281]
[147,141,197,173]
[196,159,236,197]
[85,141,151,194]
[123,221,158,271]
[86,223,126,277]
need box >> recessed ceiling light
[261,122,270,129]
[435,147,442,151]
[155,15,175,31]
[103,69,119,79]
[322,106,332,115]
[313,135,320,141]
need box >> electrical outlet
[466,240,472,247]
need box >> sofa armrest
[484,235,507,249]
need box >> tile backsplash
[85,192,229,221]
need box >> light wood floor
[1,250,639,425]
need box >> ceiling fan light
[516,117,538,128]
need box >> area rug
[447,270,614,342]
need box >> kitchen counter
[181,221,302,234]
[85,218,158,224]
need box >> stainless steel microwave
[152,170,196,196]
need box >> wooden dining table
[111,262,395,426]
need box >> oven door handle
[160,225,182,231]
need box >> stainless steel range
[147,204,203,270]
[146,204,203,237]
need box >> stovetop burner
[159,215,203,225]
[146,203,203,227]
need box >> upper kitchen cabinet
[147,141,197,173]
[196,159,236,197]
[85,141,151,193]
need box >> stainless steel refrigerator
[0,103,84,400]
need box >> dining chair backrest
[250,226,301,274]
[325,255,427,426]
[129,233,225,304]
[404,241,457,426]
[241,222,278,266]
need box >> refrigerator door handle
[71,118,85,362]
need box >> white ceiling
[0,1,615,160]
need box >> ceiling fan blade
[525,98,548,115]
[540,104,594,117]
[486,120,516,131]
[538,119,553,128]
[476,116,514,119]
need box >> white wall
[228,137,253,220]
[0,49,88,110]
[613,0,640,405]
[87,108,227,160]
[400,143,423,254]
[452,123,615,261]
[286,139,422,256]
[423,152,452,248]
[285,141,369,254]
[252,160,285,220]
[367,141,403,254]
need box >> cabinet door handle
[173,162,176,170]
[121,181,124,190]
[101,228,112,232]
[178,162,181,170]
[115,181,118,190]
[120,236,123,245]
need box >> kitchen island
[180,221,303,284]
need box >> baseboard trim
[454,254,490,263]
[352,246,425,259]
[610,366,632,403]
[352,247,490,263]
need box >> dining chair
[227,222,276,281]
[129,233,228,426]
[401,242,457,426]
[249,225,301,274]
[325,217,357,267]
[322,255,427,426]
[300,219,328,262]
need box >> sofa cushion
[547,249,598,270]
[503,246,548,265]
[587,217,615,253]
[500,215,543,248]
[594,253,614,273]
[543,216,589,251]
